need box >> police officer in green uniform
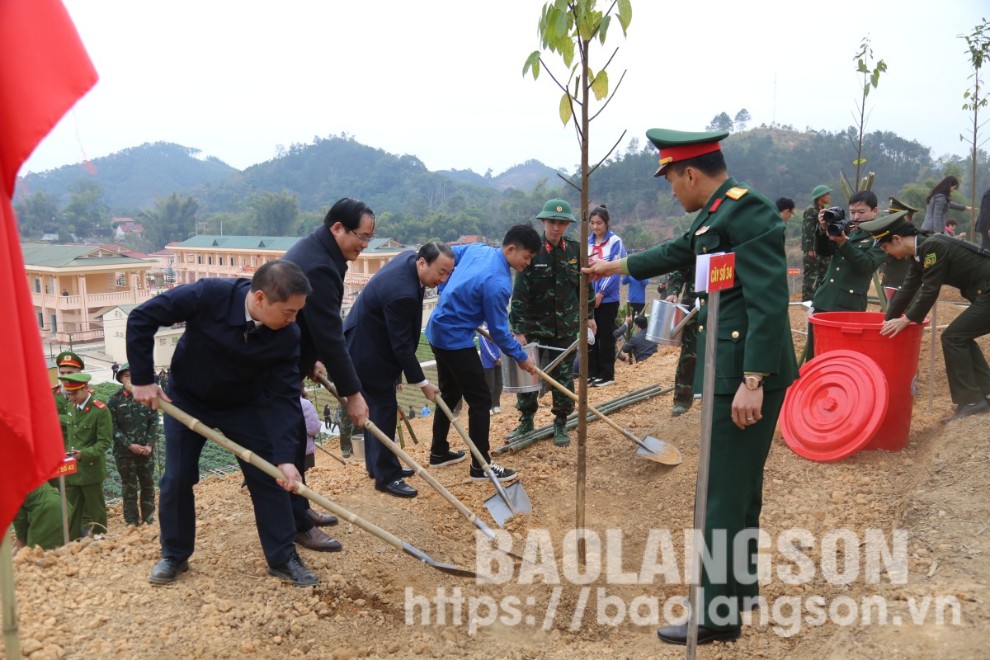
[60,372,112,539]
[863,211,990,422]
[12,484,65,551]
[508,199,596,447]
[585,128,798,646]
[802,184,833,301]
[805,190,887,357]
[52,350,85,442]
[878,197,921,290]
[107,363,159,525]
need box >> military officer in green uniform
[805,190,887,357]
[864,211,990,422]
[802,184,833,301]
[665,269,698,416]
[585,128,798,646]
[508,199,596,447]
[60,372,112,539]
[12,484,65,552]
[878,197,921,290]
[107,363,159,525]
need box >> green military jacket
[811,226,886,312]
[626,177,799,395]
[106,388,158,457]
[887,235,990,323]
[668,269,697,303]
[53,385,71,441]
[64,394,112,486]
[509,234,595,340]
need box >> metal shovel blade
[484,481,533,527]
[633,434,684,465]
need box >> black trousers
[590,301,619,381]
[363,386,404,486]
[942,291,990,404]
[429,345,492,471]
[160,401,296,568]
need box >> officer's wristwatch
[743,375,764,390]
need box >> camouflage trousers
[515,336,577,421]
[801,254,829,302]
[114,453,156,525]
[337,415,354,456]
[674,316,698,407]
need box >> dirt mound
[8,303,989,658]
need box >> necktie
[244,321,259,343]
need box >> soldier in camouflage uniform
[107,363,159,525]
[60,372,112,539]
[802,184,833,301]
[508,199,596,446]
[666,269,698,416]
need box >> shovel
[147,393,477,579]
[315,376,526,560]
[397,407,420,444]
[531,365,683,465]
[434,396,532,527]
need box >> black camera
[822,207,852,237]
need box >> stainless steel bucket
[350,435,365,460]
[645,300,690,346]
[501,342,541,393]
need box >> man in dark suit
[344,243,454,497]
[282,197,375,546]
[864,211,990,422]
[127,260,320,587]
[585,128,798,645]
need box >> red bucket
[810,311,927,451]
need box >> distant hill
[15,142,236,210]
[437,159,564,191]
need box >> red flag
[0,0,98,533]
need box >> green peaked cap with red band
[646,128,729,177]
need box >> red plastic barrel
[809,311,927,451]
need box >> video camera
[822,207,852,237]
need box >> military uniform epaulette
[91,399,107,409]
[725,186,748,200]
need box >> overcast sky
[23,0,989,179]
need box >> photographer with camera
[804,190,887,358]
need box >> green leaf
[560,38,575,68]
[617,0,632,33]
[522,51,541,78]
[591,69,609,100]
[559,92,573,125]
[599,14,610,44]
[853,158,866,165]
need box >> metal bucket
[350,435,365,460]
[501,343,541,393]
[645,300,689,346]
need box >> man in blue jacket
[425,225,540,482]
[127,260,319,587]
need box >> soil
[8,296,989,659]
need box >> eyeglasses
[347,228,375,244]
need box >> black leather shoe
[306,509,338,527]
[376,478,418,498]
[657,623,740,645]
[400,467,414,478]
[295,527,343,552]
[268,555,318,587]
[148,558,189,585]
[940,399,990,423]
